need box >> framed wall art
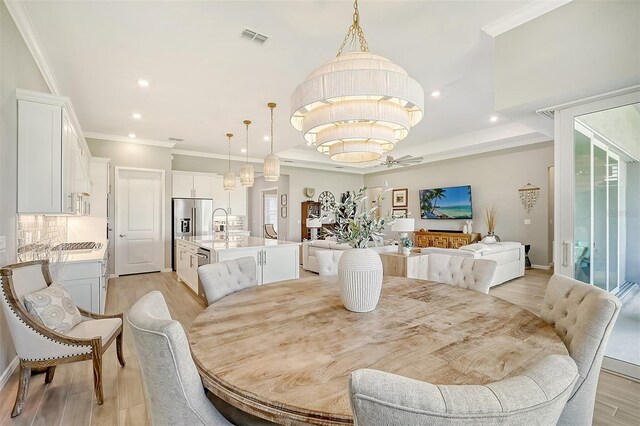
[392,209,408,218]
[392,188,408,207]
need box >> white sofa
[302,240,397,274]
[420,242,525,287]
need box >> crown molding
[4,0,61,95]
[172,149,263,164]
[482,0,573,37]
[85,132,176,148]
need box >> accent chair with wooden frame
[0,260,125,417]
[264,223,277,239]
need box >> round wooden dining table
[189,276,568,425]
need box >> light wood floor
[0,269,638,426]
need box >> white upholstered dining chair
[198,257,258,305]
[127,291,231,426]
[350,354,579,426]
[540,274,621,426]
[316,250,343,276]
[0,260,125,417]
[427,253,497,294]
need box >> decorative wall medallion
[305,187,316,199]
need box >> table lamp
[391,218,415,254]
[306,218,322,240]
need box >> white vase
[463,225,468,234]
[338,248,383,312]
[401,247,411,256]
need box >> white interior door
[116,168,164,275]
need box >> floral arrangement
[321,186,393,249]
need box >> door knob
[119,234,127,238]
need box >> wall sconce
[518,183,540,213]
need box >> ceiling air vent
[241,28,269,45]
[168,137,183,142]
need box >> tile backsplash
[17,215,68,262]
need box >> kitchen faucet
[212,208,229,241]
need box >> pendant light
[223,133,236,191]
[263,102,280,182]
[240,119,255,187]
[290,0,424,163]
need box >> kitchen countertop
[178,236,300,251]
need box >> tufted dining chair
[0,260,125,417]
[350,354,579,425]
[127,291,231,426]
[198,257,258,305]
[316,250,343,276]
[540,274,621,426]
[427,253,497,294]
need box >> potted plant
[322,186,392,312]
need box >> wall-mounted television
[419,185,473,219]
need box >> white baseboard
[161,268,173,273]
[531,264,551,270]
[109,274,119,279]
[0,356,19,391]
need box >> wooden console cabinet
[414,231,481,249]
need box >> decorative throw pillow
[23,283,82,334]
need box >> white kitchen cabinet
[173,173,194,198]
[172,172,215,199]
[261,245,299,284]
[89,158,110,218]
[229,181,247,216]
[176,241,199,294]
[193,175,214,199]
[212,175,226,211]
[17,89,90,215]
[212,178,247,216]
[52,255,108,314]
[216,244,299,285]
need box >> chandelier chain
[269,103,276,154]
[226,133,232,171]
[244,120,250,164]
[337,0,369,56]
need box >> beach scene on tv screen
[419,185,473,219]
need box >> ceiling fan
[380,155,423,168]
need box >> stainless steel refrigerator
[172,198,213,270]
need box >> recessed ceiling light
[264,136,270,141]
[241,148,247,153]
[137,79,149,87]
[128,133,136,138]
[490,115,499,122]
[431,91,441,98]
[132,113,142,120]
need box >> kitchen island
[175,236,301,302]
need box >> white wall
[86,138,173,272]
[0,1,51,382]
[495,0,640,113]
[364,142,554,266]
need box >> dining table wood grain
[189,276,568,425]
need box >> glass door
[553,89,640,378]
